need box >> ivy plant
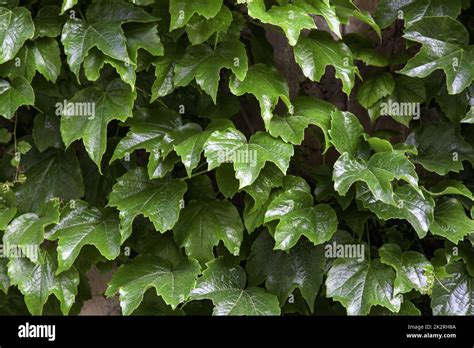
[0,0,473,316]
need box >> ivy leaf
[0,76,34,119]
[245,0,316,46]
[125,23,163,64]
[106,255,201,315]
[264,176,338,250]
[203,127,294,188]
[34,5,64,38]
[185,5,232,45]
[332,0,381,38]
[379,243,435,295]
[430,198,474,244]
[174,119,234,177]
[7,251,79,315]
[357,73,395,109]
[326,258,402,315]
[108,168,187,240]
[398,17,474,95]
[173,199,244,264]
[269,96,335,148]
[429,180,474,200]
[174,41,248,103]
[295,0,342,38]
[0,188,16,231]
[294,31,359,96]
[15,148,84,214]
[0,7,35,64]
[3,199,60,263]
[243,164,283,213]
[0,38,62,83]
[60,0,77,15]
[431,262,474,315]
[0,259,9,294]
[190,258,281,315]
[247,231,325,309]
[45,200,122,274]
[375,0,462,28]
[229,63,292,127]
[60,79,136,168]
[357,184,435,238]
[329,110,364,157]
[169,0,223,30]
[111,108,201,179]
[406,122,474,175]
[333,151,420,205]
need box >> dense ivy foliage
[0,0,473,316]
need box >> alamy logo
[325,241,365,262]
[217,149,257,167]
[380,100,420,120]
[18,322,56,341]
[55,100,95,119]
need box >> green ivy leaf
[173,199,244,264]
[357,184,435,238]
[357,73,395,109]
[190,258,281,315]
[431,262,474,315]
[430,198,474,244]
[0,188,16,231]
[398,17,474,95]
[269,96,335,148]
[185,5,232,45]
[229,64,292,127]
[245,0,316,46]
[106,255,201,315]
[45,200,123,274]
[0,259,9,294]
[7,251,79,315]
[329,110,364,157]
[15,148,84,214]
[326,257,402,315]
[379,243,434,295]
[174,41,248,103]
[0,6,35,64]
[294,31,358,96]
[333,151,419,205]
[203,127,294,188]
[0,38,62,83]
[108,167,187,240]
[247,231,325,309]
[0,76,34,119]
[60,79,136,168]
[3,199,59,263]
[169,0,223,30]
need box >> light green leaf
[169,0,223,30]
[294,31,358,96]
[329,110,364,157]
[326,258,402,315]
[174,41,248,103]
[0,76,34,119]
[173,199,244,264]
[190,258,281,315]
[185,5,232,45]
[430,198,474,244]
[8,251,79,315]
[229,63,292,127]
[203,127,294,188]
[269,96,335,148]
[46,200,122,274]
[0,7,35,64]
[108,167,187,239]
[357,73,395,109]
[357,184,435,238]
[106,255,201,315]
[431,262,474,315]
[60,79,136,168]
[379,243,434,295]
[333,151,419,205]
[398,17,474,95]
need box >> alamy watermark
[325,241,365,262]
[55,100,95,120]
[0,243,38,260]
[380,100,420,120]
[218,149,257,167]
